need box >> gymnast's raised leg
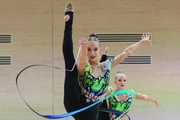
[62,2,81,120]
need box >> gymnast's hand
[153,99,159,108]
[140,32,152,45]
[79,38,88,47]
[64,15,70,22]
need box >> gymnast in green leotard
[99,70,158,120]
[77,32,152,120]
[63,2,152,118]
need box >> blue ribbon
[16,64,136,119]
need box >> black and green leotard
[77,59,113,120]
[107,87,136,120]
[79,59,113,102]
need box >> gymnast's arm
[111,33,152,69]
[77,38,88,75]
[105,88,111,96]
[136,93,159,107]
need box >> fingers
[147,32,152,45]
[145,32,150,38]
[141,33,146,40]
[141,32,150,39]
[156,101,159,108]
[79,38,88,46]
[153,100,159,108]
[155,102,159,107]
[64,15,70,22]
[142,33,146,39]
[155,104,158,107]
[141,32,152,45]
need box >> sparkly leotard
[79,59,113,102]
[107,87,136,120]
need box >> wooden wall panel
[0,0,180,120]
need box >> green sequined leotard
[79,59,113,102]
[107,87,136,120]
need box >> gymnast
[99,70,158,120]
[62,2,152,120]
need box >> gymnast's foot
[65,2,74,12]
[64,2,74,22]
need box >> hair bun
[89,33,97,38]
[117,70,123,74]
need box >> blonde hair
[115,70,125,80]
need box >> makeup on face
[88,47,99,54]
[118,79,126,82]
[87,41,101,62]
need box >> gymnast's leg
[62,2,80,119]
[98,100,110,120]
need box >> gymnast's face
[87,41,101,64]
[114,74,127,90]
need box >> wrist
[139,40,144,44]
[139,40,147,45]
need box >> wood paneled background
[0,0,180,120]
